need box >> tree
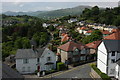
[48,25,55,32]
[113,15,120,26]
[14,37,31,49]
[91,6,99,15]
[82,30,103,44]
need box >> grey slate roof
[2,63,24,78]
[103,40,120,52]
[16,48,46,59]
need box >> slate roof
[16,48,46,59]
[2,63,24,78]
[58,41,86,52]
[103,40,120,52]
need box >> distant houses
[68,18,77,23]
[97,29,120,80]
[16,47,56,74]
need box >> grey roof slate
[16,48,46,59]
[103,40,120,52]
[2,63,24,78]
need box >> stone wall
[90,68,102,80]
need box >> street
[42,63,93,79]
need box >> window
[80,56,85,60]
[28,67,30,72]
[110,69,115,74]
[111,59,115,63]
[22,67,25,72]
[37,58,39,63]
[47,57,51,61]
[111,51,115,56]
[23,59,29,64]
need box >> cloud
[1,0,120,2]
[19,4,24,7]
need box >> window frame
[23,59,29,64]
[111,51,115,56]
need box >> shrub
[45,70,57,75]
[91,64,111,80]
[57,62,66,71]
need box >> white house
[68,18,77,23]
[115,60,120,79]
[16,47,56,74]
[42,23,50,28]
[97,30,120,80]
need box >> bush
[91,64,111,80]
[57,62,66,71]
[45,70,57,75]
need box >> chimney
[31,45,35,51]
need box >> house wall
[90,49,96,54]
[115,64,120,80]
[40,48,56,71]
[16,58,37,74]
[16,48,56,74]
[107,52,120,77]
[97,42,108,74]
[60,50,68,63]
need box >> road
[42,63,93,79]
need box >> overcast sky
[1,0,120,13]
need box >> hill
[3,5,91,19]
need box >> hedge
[57,62,67,71]
[91,64,111,80]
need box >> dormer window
[111,51,115,56]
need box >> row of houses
[97,29,120,80]
[76,26,118,36]
[15,39,100,74]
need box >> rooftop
[58,41,85,52]
[86,41,101,49]
[104,29,120,40]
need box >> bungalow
[97,29,120,80]
[16,47,56,74]
[76,21,86,26]
[57,41,89,63]
[68,18,77,23]
[104,26,117,32]
[85,30,93,36]
[76,27,88,34]
[42,23,50,28]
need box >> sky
[1,0,120,13]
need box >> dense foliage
[2,15,50,60]
[81,6,120,26]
